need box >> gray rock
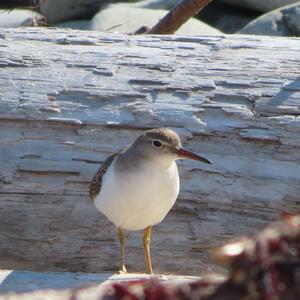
[133,0,182,10]
[200,1,260,33]
[0,9,43,28]
[134,0,258,33]
[220,0,299,12]
[90,3,222,35]
[57,20,91,30]
[39,0,103,24]
[239,2,300,36]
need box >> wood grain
[0,28,299,275]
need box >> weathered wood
[0,269,109,294]
[0,28,299,276]
[0,269,200,294]
[2,214,300,299]
[0,271,207,299]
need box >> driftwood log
[0,28,300,276]
[1,214,300,299]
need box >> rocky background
[0,0,300,36]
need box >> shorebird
[89,128,212,274]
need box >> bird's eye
[152,140,162,148]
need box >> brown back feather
[89,153,118,201]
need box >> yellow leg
[118,227,127,273]
[143,226,153,274]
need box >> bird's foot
[116,265,128,275]
[146,271,154,275]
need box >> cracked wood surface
[0,28,300,276]
[0,269,201,295]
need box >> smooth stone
[200,1,259,33]
[57,20,91,30]
[39,0,103,24]
[0,9,43,27]
[133,0,182,10]
[90,3,222,35]
[239,2,300,36]
[220,0,299,12]
[134,0,259,33]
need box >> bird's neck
[115,151,176,174]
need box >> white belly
[94,160,180,230]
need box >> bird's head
[131,128,212,166]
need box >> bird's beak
[177,148,212,164]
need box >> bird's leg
[118,227,127,273]
[143,226,153,274]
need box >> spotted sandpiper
[89,128,212,274]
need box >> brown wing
[89,153,118,201]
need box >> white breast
[94,159,180,231]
